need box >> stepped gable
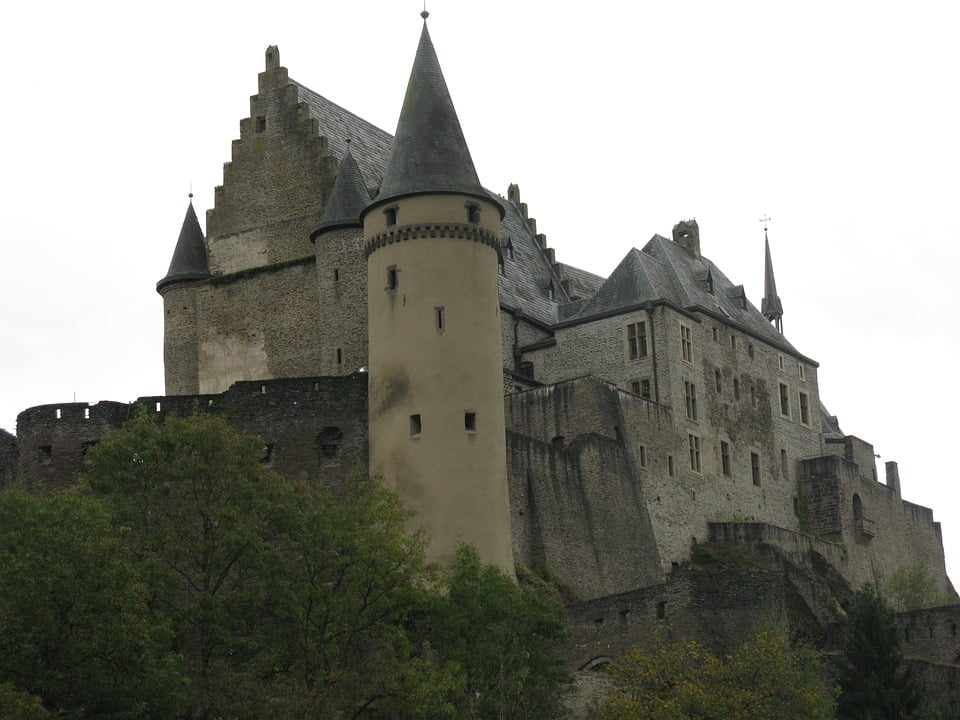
[367,20,493,212]
[310,144,371,239]
[292,80,393,193]
[157,199,210,292]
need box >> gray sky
[2,1,958,578]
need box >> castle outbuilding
[4,12,955,679]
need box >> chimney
[885,461,901,495]
[672,219,700,258]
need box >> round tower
[157,195,210,395]
[362,16,513,573]
[311,142,371,376]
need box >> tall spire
[365,15,497,215]
[760,216,783,332]
[157,195,210,293]
[310,141,371,240]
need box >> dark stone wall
[799,454,845,538]
[14,375,368,492]
[0,428,18,487]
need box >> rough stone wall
[206,49,338,273]
[195,260,324,394]
[899,605,960,665]
[0,428,18,487]
[566,567,789,667]
[14,376,368,492]
[800,453,950,594]
[315,227,367,375]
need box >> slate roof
[564,234,806,358]
[157,200,211,292]
[367,21,491,213]
[761,235,784,319]
[310,144,371,239]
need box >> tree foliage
[0,490,185,719]
[837,585,922,720]
[418,547,572,720]
[885,563,952,613]
[599,625,836,720]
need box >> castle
[3,14,955,675]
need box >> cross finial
[759,214,771,231]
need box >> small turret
[311,143,371,375]
[760,221,784,333]
[157,196,210,293]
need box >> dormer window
[466,203,481,224]
[504,237,514,260]
[385,207,398,226]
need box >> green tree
[837,585,922,720]
[886,563,952,612]
[420,547,572,720]
[0,683,51,720]
[0,490,185,719]
[599,625,836,720]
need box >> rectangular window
[721,441,731,476]
[464,412,476,432]
[639,445,647,468]
[748,343,755,359]
[798,362,805,380]
[668,454,675,477]
[684,381,698,421]
[387,265,398,290]
[751,452,761,486]
[688,434,701,473]
[712,325,719,341]
[680,324,693,362]
[409,414,422,437]
[333,268,340,282]
[385,207,398,226]
[336,348,342,365]
[798,390,810,426]
[733,378,741,401]
[730,335,737,350]
[435,306,445,332]
[627,321,648,359]
[255,115,266,133]
[779,382,790,417]
[640,378,651,399]
[778,354,785,370]
[714,369,723,393]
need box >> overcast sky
[2,1,958,578]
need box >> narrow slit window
[751,452,761,486]
[333,268,340,282]
[435,306,445,332]
[410,414,422,437]
[336,348,343,365]
[464,412,477,432]
[387,265,398,291]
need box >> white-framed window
[688,434,702,473]
[680,323,693,363]
[627,321,648,360]
[684,381,698,421]
[779,382,791,418]
[798,390,811,426]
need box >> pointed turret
[761,228,784,332]
[310,143,371,240]
[157,196,210,293]
[364,15,499,217]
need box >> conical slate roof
[365,18,496,215]
[157,198,210,292]
[311,143,371,240]
[761,235,784,320]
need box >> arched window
[852,493,863,521]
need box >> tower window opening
[465,412,477,432]
[255,115,266,133]
[721,441,731,476]
[733,378,741,401]
[38,445,52,464]
[333,268,340,282]
[386,265,399,291]
[714,369,723,393]
[336,348,343,365]
[751,452,761,486]
[410,414,422,437]
[466,203,481,223]
[435,306,445,332]
[385,207,398,226]
[668,455,675,477]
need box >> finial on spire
[760,215,784,333]
[421,2,429,20]
[759,213,771,233]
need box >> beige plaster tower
[362,16,514,573]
